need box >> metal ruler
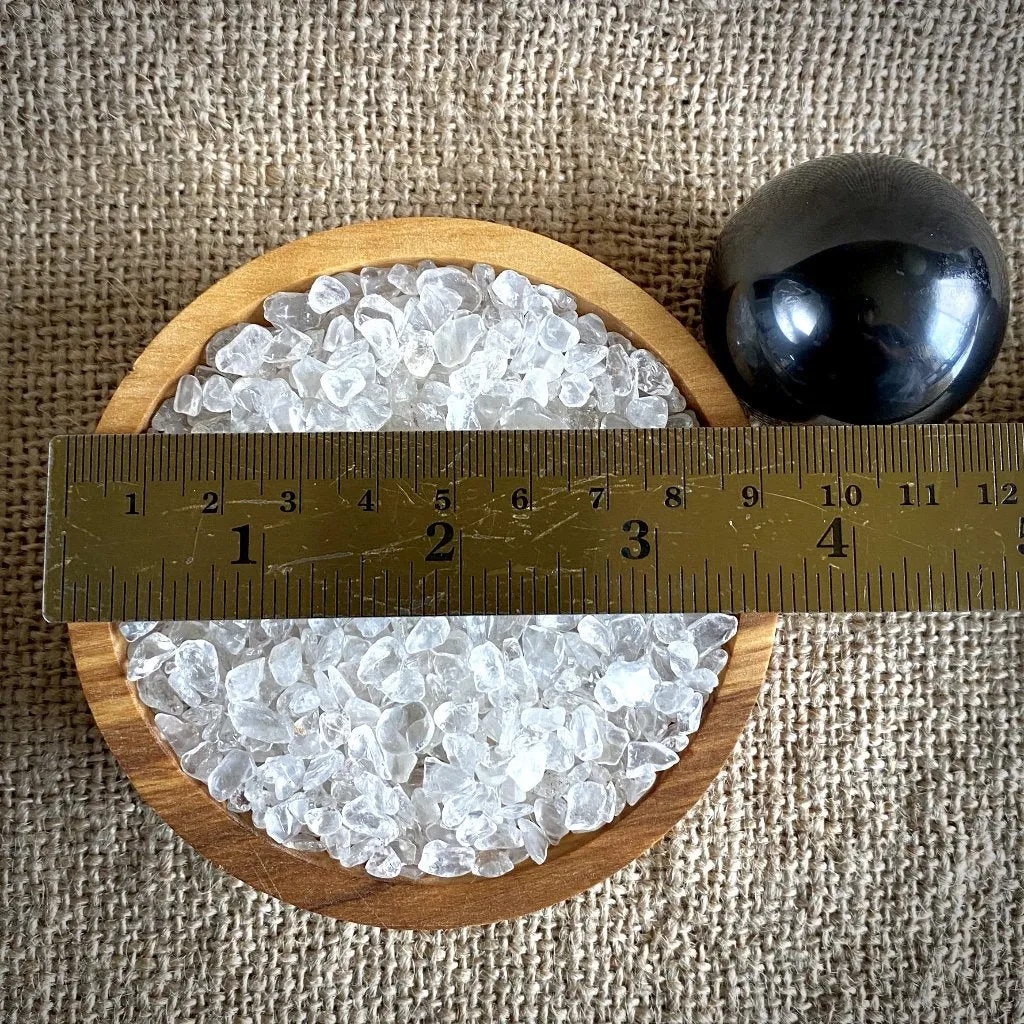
[43,425,1024,622]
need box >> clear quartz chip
[434,314,485,367]
[624,395,669,428]
[359,267,389,296]
[469,641,506,692]
[120,621,158,642]
[263,803,299,843]
[126,632,177,679]
[575,313,608,345]
[354,293,405,334]
[564,781,607,831]
[595,660,660,710]
[208,749,255,802]
[381,663,426,703]
[490,269,533,311]
[376,702,433,753]
[405,616,451,653]
[348,394,391,431]
[264,292,321,331]
[365,846,403,878]
[576,616,612,656]
[171,640,220,699]
[402,331,436,378]
[538,314,580,353]
[700,647,730,675]
[180,742,221,782]
[204,325,244,366]
[264,326,313,364]
[472,263,496,290]
[667,640,699,677]
[354,618,389,638]
[434,702,478,735]
[342,795,398,841]
[606,345,634,396]
[570,705,604,761]
[228,702,291,744]
[507,741,548,792]
[387,263,420,294]
[268,637,303,687]
[303,753,343,790]
[621,767,657,805]
[652,616,691,644]
[348,725,387,775]
[358,636,403,686]
[307,275,351,314]
[690,613,739,653]
[214,323,272,376]
[518,819,549,864]
[653,682,701,717]
[558,372,593,407]
[687,667,721,695]
[153,713,201,755]
[419,840,475,877]
[419,266,480,307]
[318,710,351,748]
[321,366,366,407]
[473,850,514,877]
[625,741,679,777]
[632,349,675,396]
[521,707,565,731]
[323,316,355,353]
[418,282,463,328]
[173,374,203,416]
[202,374,233,413]
[291,355,330,398]
[537,284,575,314]
[225,658,265,702]
[262,755,305,800]
[136,673,183,714]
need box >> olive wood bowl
[68,217,777,929]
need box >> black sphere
[702,154,1009,423]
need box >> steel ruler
[42,425,1024,621]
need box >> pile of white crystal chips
[124,262,738,879]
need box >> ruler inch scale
[43,425,1024,622]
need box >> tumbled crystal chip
[405,616,451,653]
[173,374,203,416]
[268,637,303,687]
[228,702,291,744]
[419,840,475,877]
[625,395,669,428]
[434,315,484,367]
[564,781,607,831]
[507,741,548,792]
[321,367,366,407]
[126,632,177,679]
[214,324,272,376]
[307,275,351,314]
[690,613,739,652]
[208,749,255,802]
[595,660,660,710]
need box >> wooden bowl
[69,218,777,929]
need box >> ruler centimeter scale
[43,424,1024,622]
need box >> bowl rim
[68,217,777,929]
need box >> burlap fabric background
[2,2,1023,1020]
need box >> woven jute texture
[2,2,1023,1021]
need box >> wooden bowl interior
[69,218,776,928]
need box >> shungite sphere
[702,154,1009,423]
